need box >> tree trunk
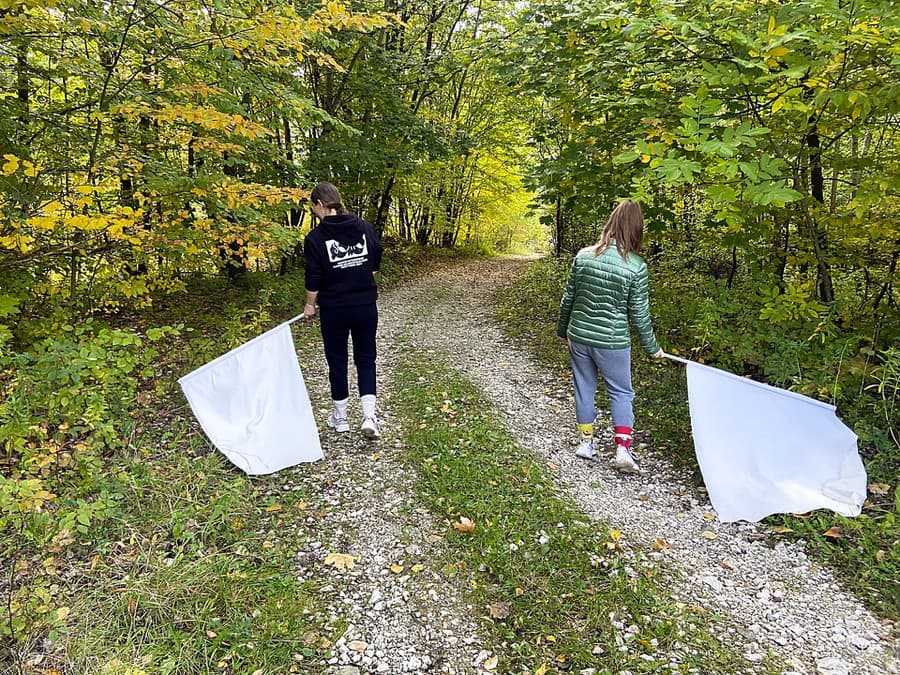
[806,124,834,303]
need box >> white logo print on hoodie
[325,235,368,269]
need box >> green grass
[32,423,338,674]
[391,353,768,674]
[495,256,900,624]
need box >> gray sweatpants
[568,341,634,428]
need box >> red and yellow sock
[614,425,633,450]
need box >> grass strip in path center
[392,351,771,674]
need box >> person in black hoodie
[302,182,384,439]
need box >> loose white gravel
[295,256,897,675]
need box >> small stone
[816,657,851,675]
[702,576,724,594]
[849,634,870,650]
[330,667,359,675]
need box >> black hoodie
[303,213,384,308]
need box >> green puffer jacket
[556,243,660,355]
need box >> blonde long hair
[594,199,644,260]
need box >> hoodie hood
[319,213,366,245]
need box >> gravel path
[299,256,897,675]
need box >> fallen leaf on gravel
[390,563,404,574]
[453,516,475,532]
[534,664,549,675]
[489,601,511,619]
[718,561,734,571]
[652,538,672,550]
[264,504,282,512]
[515,587,524,596]
[700,530,717,539]
[411,564,424,573]
[252,669,264,675]
[869,483,891,495]
[302,631,319,646]
[875,550,885,562]
[771,525,794,534]
[822,526,844,538]
[372,454,381,461]
[323,552,356,570]
[206,630,217,638]
[427,534,442,543]
[483,655,498,670]
[347,640,368,653]
[702,513,715,520]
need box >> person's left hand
[652,348,665,359]
[303,303,316,318]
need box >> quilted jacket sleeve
[626,261,660,355]
[556,257,578,338]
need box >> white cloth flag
[670,356,867,522]
[179,320,323,475]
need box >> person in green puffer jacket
[557,199,665,473]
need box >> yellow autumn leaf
[767,15,776,34]
[652,537,672,550]
[2,154,19,175]
[411,563,424,573]
[390,563,404,574]
[869,483,891,495]
[769,46,789,57]
[323,552,357,570]
[483,655,498,670]
[534,664,550,675]
[264,504,282,512]
[700,530,717,539]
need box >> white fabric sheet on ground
[179,322,323,475]
[681,359,867,522]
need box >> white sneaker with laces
[575,439,596,460]
[361,416,380,439]
[612,445,640,473]
[326,412,350,433]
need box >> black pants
[319,303,378,401]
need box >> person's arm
[556,258,578,340]
[303,289,318,317]
[627,262,661,356]
[303,232,322,317]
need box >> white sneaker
[361,416,380,439]
[612,445,640,473]
[326,412,350,433]
[575,440,596,460]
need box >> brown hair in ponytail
[310,181,348,215]
[594,199,644,260]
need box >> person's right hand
[303,303,316,318]
[652,348,665,359]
